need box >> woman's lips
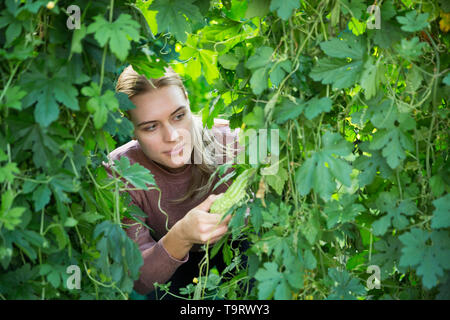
[164,143,184,155]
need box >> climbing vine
[0,0,449,300]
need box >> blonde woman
[102,65,245,299]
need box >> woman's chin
[162,149,192,168]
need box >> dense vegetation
[0,0,448,300]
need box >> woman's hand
[161,193,231,260]
[177,193,232,245]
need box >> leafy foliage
[0,0,449,301]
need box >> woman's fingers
[206,225,229,244]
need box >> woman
[102,65,244,299]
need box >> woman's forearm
[161,221,193,261]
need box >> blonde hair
[116,65,238,204]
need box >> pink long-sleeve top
[102,120,241,295]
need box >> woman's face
[129,85,194,172]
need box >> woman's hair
[116,65,238,204]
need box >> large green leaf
[272,97,305,124]
[396,11,429,32]
[326,268,366,300]
[87,14,140,61]
[295,131,353,201]
[371,192,417,236]
[82,83,119,129]
[310,58,363,89]
[431,194,450,229]
[399,229,450,289]
[353,142,393,187]
[93,221,143,290]
[111,157,156,190]
[323,193,365,228]
[0,190,25,231]
[368,99,416,169]
[21,66,80,127]
[269,0,301,20]
[303,97,332,120]
[179,35,219,84]
[245,46,274,95]
[310,33,365,89]
[149,0,203,43]
[10,120,60,169]
[319,33,365,59]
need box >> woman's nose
[163,124,180,142]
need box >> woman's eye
[175,113,185,120]
[145,125,156,131]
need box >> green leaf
[303,249,317,269]
[135,0,158,35]
[431,194,450,229]
[269,0,300,20]
[300,210,321,245]
[111,157,156,190]
[0,190,25,231]
[272,97,305,124]
[367,99,416,169]
[370,18,405,49]
[250,67,270,95]
[63,217,78,228]
[93,221,144,285]
[311,34,365,89]
[394,37,428,61]
[115,92,136,112]
[245,46,274,94]
[245,0,270,18]
[371,192,417,235]
[87,14,140,61]
[70,25,87,54]
[82,83,119,129]
[396,11,429,32]
[324,193,365,228]
[353,142,393,187]
[264,165,288,195]
[360,56,385,99]
[11,121,59,169]
[49,172,79,204]
[218,53,239,70]
[310,57,363,90]
[348,17,366,36]
[1,86,26,110]
[225,0,248,21]
[149,0,203,43]
[372,236,405,280]
[303,97,332,120]
[32,184,52,212]
[245,47,274,70]
[21,67,80,127]
[369,129,408,169]
[0,162,20,184]
[129,51,168,79]
[179,36,219,84]
[269,60,292,87]
[295,131,353,201]
[254,262,283,299]
[319,33,365,60]
[327,268,366,300]
[340,0,366,19]
[399,229,450,289]
[443,73,450,86]
[242,106,265,129]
